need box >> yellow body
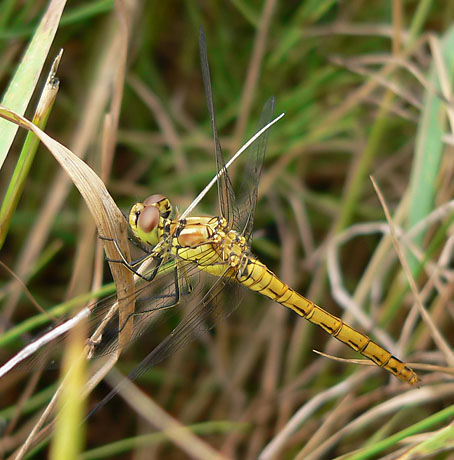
[129,198,418,384]
[237,257,417,384]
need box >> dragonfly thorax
[170,215,251,277]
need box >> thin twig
[370,175,454,368]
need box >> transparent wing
[237,96,275,241]
[99,244,234,356]
[6,245,225,374]
[86,265,242,419]
[199,26,239,228]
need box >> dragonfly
[0,28,417,407]
[96,27,418,396]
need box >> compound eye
[137,206,159,233]
[143,194,166,206]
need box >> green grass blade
[0,51,61,249]
[407,26,454,270]
[49,326,86,460]
[0,1,65,169]
[344,405,454,460]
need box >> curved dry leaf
[0,105,134,349]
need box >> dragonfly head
[129,194,172,246]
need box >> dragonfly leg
[136,264,187,310]
[99,234,166,282]
[99,235,151,267]
[117,264,185,334]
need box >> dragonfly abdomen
[237,257,418,384]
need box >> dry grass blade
[327,221,400,353]
[303,383,454,460]
[294,394,354,460]
[0,105,134,456]
[105,368,230,460]
[259,371,369,460]
[0,106,134,340]
[313,349,378,367]
[232,0,277,151]
[370,175,454,370]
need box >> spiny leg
[99,234,166,282]
[99,235,153,267]
[117,262,186,335]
